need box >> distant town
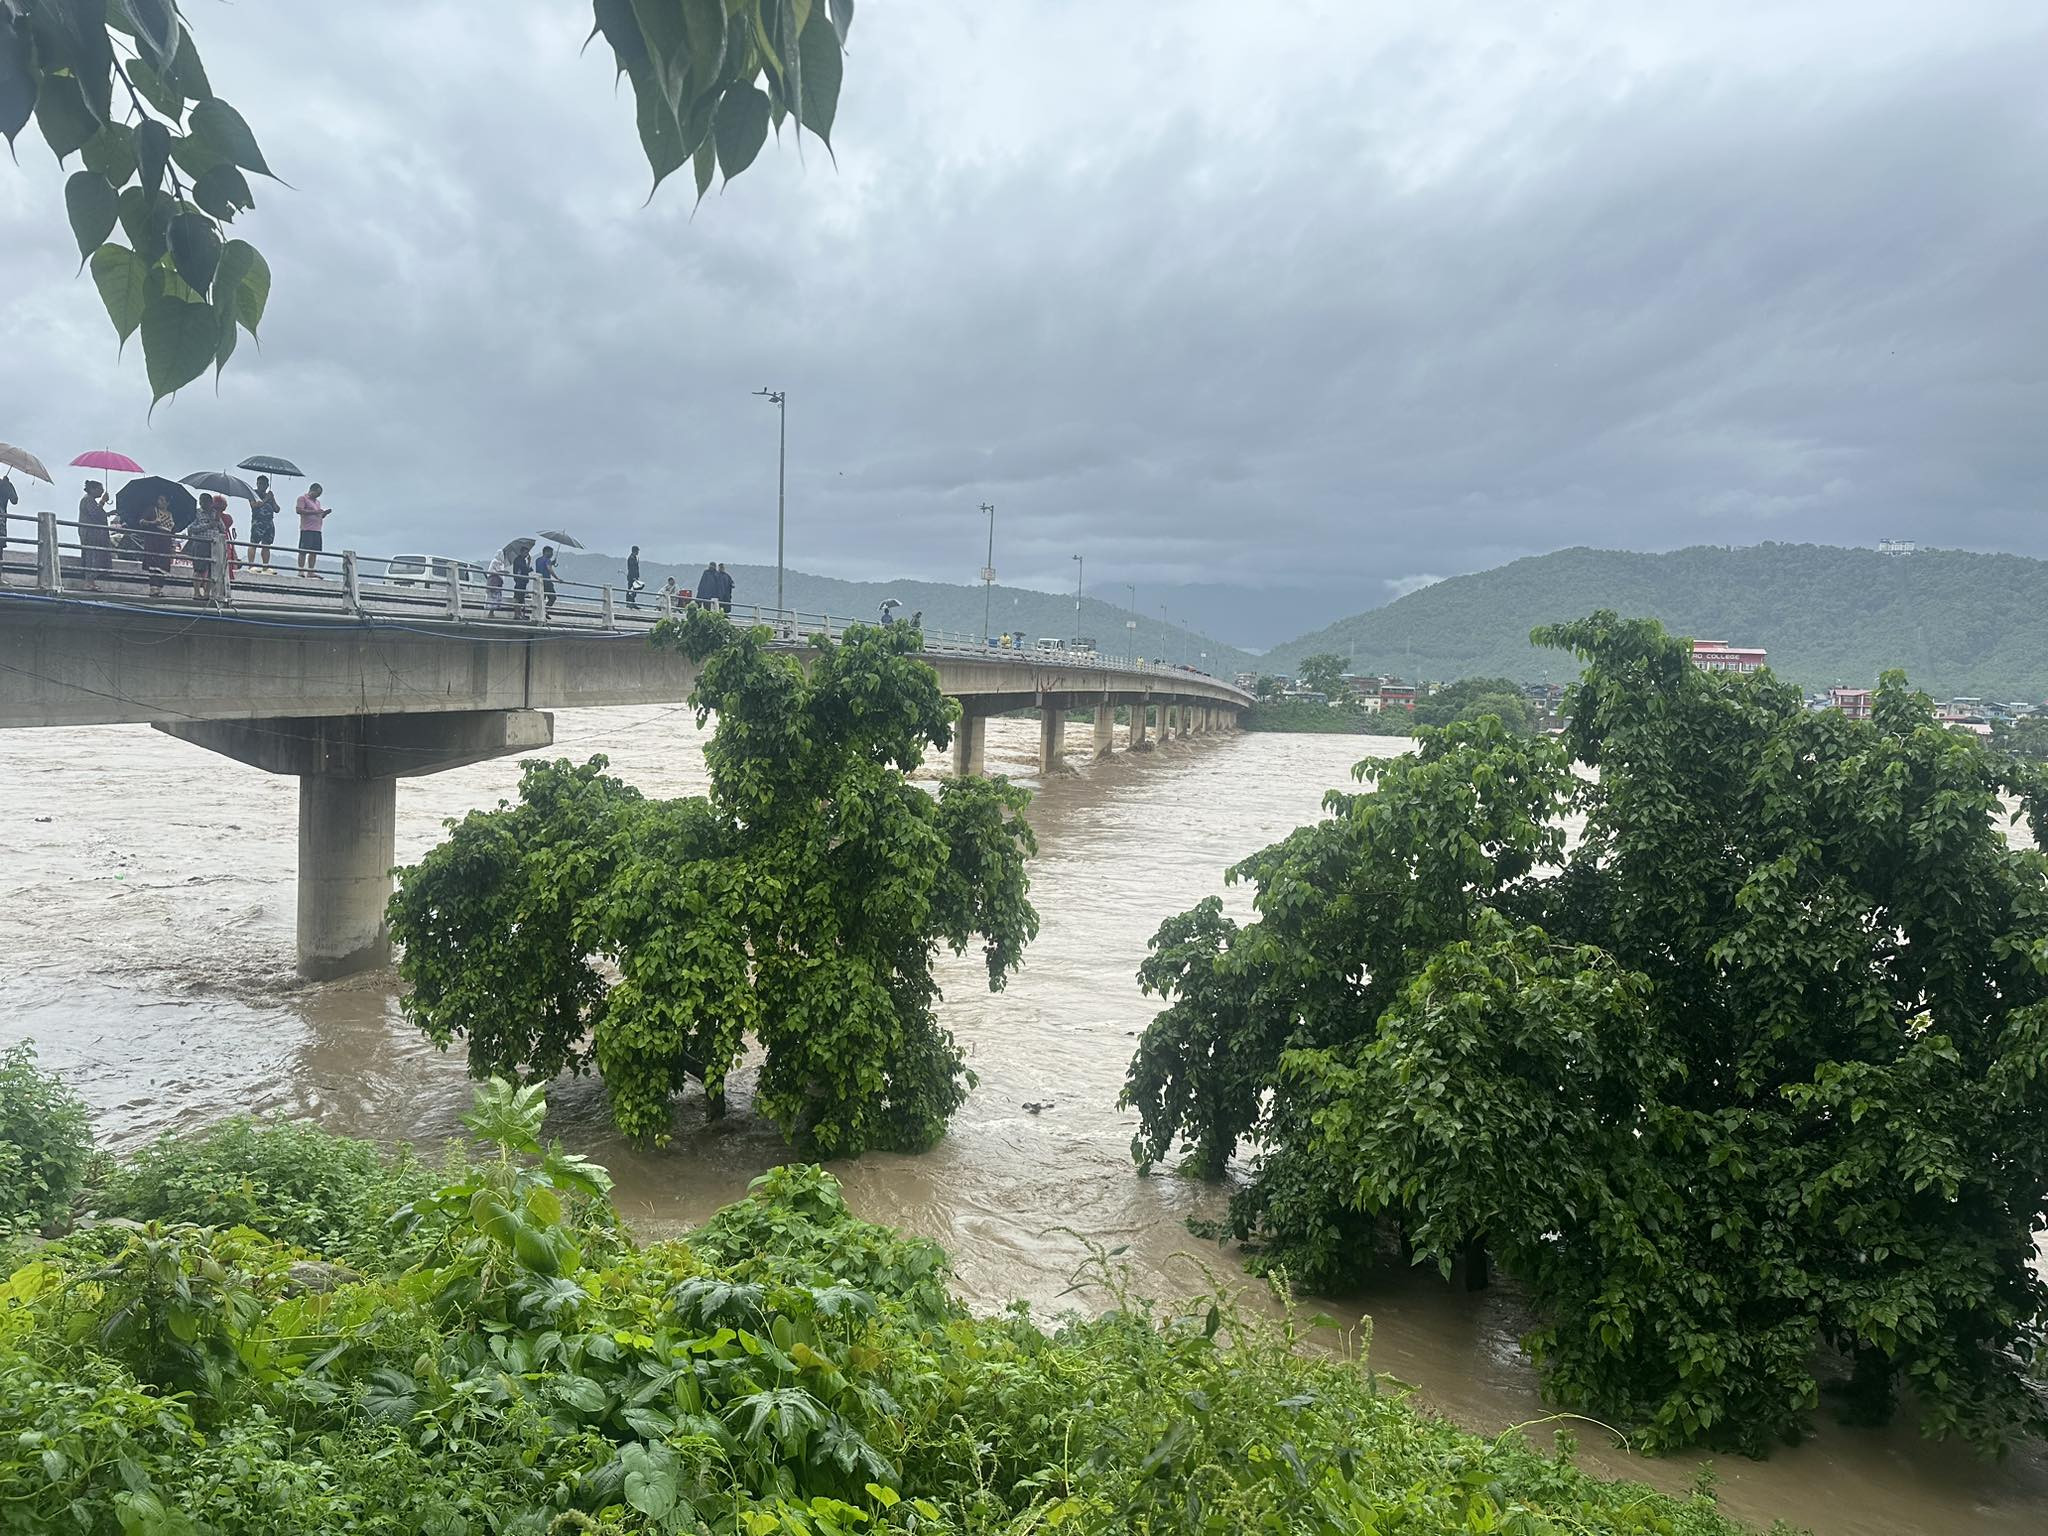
[1245,636,2035,737]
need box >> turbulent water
[3,709,2043,1535]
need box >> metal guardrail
[0,508,1250,698]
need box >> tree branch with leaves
[2,0,852,402]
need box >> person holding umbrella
[78,480,112,590]
[248,475,280,572]
[535,544,560,616]
[140,493,177,596]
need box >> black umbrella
[182,470,257,501]
[114,475,199,531]
[237,455,304,478]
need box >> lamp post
[753,388,786,619]
[979,502,996,642]
[1072,554,1084,615]
[1125,583,1137,664]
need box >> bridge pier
[157,709,555,979]
[951,711,986,776]
[298,774,398,978]
[1038,704,1065,774]
[1128,702,1150,750]
[1094,702,1116,758]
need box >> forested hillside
[1266,544,2048,698]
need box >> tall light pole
[1072,554,1084,614]
[753,388,786,618]
[1126,583,1137,663]
[979,502,996,642]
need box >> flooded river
[3,709,2042,1534]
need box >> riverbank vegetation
[0,1063,1782,1535]
[388,612,1038,1157]
[1126,612,2048,1456]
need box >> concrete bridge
[0,564,1249,978]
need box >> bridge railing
[1,507,1243,694]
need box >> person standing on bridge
[140,494,176,596]
[247,475,279,572]
[0,471,16,574]
[78,480,112,591]
[696,559,719,609]
[295,483,330,578]
[536,544,560,616]
[511,544,532,615]
[715,562,734,613]
[625,545,642,609]
[184,494,225,603]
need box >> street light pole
[979,502,996,641]
[1126,583,1137,663]
[1072,554,1083,614]
[753,388,786,619]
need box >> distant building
[1827,686,1873,720]
[1235,672,1259,689]
[1877,539,1916,556]
[1378,680,1417,712]
[1691,641,1767,675]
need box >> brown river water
[3,709,2043,1534]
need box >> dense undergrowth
[0,1065,1785,1534]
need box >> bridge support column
[298,774,397,978]
[156,709,554,979]
[951,711,986,777]
[1039,704,1065,774]
[1128,700,1150,751]
[1094,702,1115,758]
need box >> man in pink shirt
[296,482,332,577]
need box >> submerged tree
[391,609,1038,1157]
[1124,611,2048,1455]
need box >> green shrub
[99,1118,439,1269]
[0,1086,1785,1535]
[0,1041,92,1233]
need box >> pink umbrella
[71,449,145,474]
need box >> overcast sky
[4,1,2043,633]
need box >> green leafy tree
[1254,674,1285,701]
[1295,653,1348,698]
[1411,675,1537,733]
[1124,611,2048,1455]
[0,1041,92,1232]
[391,610,1039,1157]
[3,0,851,401]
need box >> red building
[1378,681,1417,711]
[1828,687,1873,720]
[1691,641,1767,675]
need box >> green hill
[1263,544,2048,700]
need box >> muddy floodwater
[4,709,2043,1534]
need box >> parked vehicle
[381,554,488,593]
[1033,637,1066,656]
[1068,636,1099,659]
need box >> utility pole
[979,502,996,642]
[1072,554,1084,614]
[1125,583,1137,663]
[753,388,786,619]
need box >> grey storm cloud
[3,0,2043,639]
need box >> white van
[1033,637,1067,657]
[382,554,487,592]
